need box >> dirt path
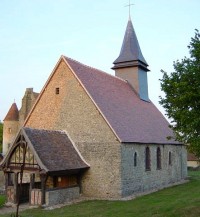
[0,203,29,215]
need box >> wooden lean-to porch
[0,127,89,206]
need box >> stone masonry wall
[19,88,38,127]
[45,186,80,206]
[25,59,121,199]
[121,143,187,197]
[3,120,19,155]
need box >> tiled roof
[64,56,181,144]
[23,127,89,172]
[4,103,19,121]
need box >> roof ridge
[63,55,127,83]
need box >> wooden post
[13,173,18,204]
[77,172,83,194]
[29,173,35,205]
[40,173,47,205]
[30,173,35,190]
[4,172,8,203]
[4,172,8,191]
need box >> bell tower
[112,17,150,101]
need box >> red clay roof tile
[4,103,19,121]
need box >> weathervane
[125,0,134,19]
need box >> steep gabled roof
[1,127,89,173]
[112,18,148,71]
[64,56,180,144]
[24,55,180,145]
[4,102,19,121]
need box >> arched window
[134,152,137,167]
[157,147,161,169]
[169,151,172,166]
[145,147,151,170]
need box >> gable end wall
[25,60,121,198]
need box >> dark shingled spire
[4,103,19,121]
[112,18,149,71]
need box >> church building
[2,88,39,155]
[1,17,187,206]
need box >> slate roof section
[112,18,148,71]
[4,103,19,121]
[64,56,181,144]
[23,127,89,173]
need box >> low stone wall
[45,186,80,206]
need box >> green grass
[0,194,6,208]
[1,171,200,217]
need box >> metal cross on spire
[125,0,134,20]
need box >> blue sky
[0,0,200,121]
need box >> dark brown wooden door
[19,183,29,203]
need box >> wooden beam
[29,173,35,205]
[13,172,18,204]
[40,173,47,205]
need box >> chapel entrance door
[19,183,30,203]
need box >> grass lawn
[0,171,200,217]
[0,194,5,208]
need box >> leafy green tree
[159,29,200,158]
[0,121,3,153]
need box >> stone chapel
[0,17,187,206]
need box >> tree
[0,121,3,153]
[159,29,200,158]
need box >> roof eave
[22,128,49,172]
[121,140,184,145]
[112,60,150,71]
[47,167,89,176]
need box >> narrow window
[134,152,137,167]
[169,151,172,166]
[145,147,151,170]
[8,128,12,133]
[157,147,161,169]
[55,87,60,94]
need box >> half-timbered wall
[8,135,39,172]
